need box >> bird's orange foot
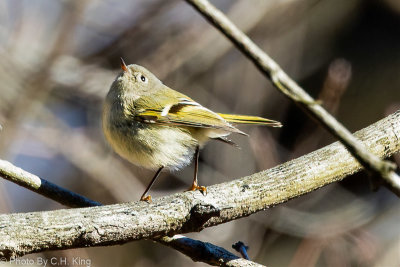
[187,183,207,195]
[140,195,152,202]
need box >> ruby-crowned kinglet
[102,58,282,201]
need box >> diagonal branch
[0,160,101,208]
[185,0,400,196]
[1,109,399,260]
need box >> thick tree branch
[185,0,400,196]
[1,109,399,259]
[0,162,256,266]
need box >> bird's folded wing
[134,98,244,134]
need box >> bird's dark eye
[140,75,146,82]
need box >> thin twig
[185,0,400,196]
[232,241,250,260]
[0,160,101,208]
[159,236,263,266]
[0,109,399,259]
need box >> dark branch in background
[158,236,261,266]
[0,160,101,208]
[1,110,399,260]
[232,241,250,260]
[185,0,400,196]
[0,160,258,267]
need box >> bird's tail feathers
[218,113,282,127]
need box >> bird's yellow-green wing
[132,90,245,134]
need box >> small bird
[102,58,282,201]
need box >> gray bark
[1,109,399,260]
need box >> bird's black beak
[120,57,128,72]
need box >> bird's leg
[140,166,164,202]
[187,145,206,194]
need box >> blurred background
[0,0,399,266]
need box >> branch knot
[181,203,220,233]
